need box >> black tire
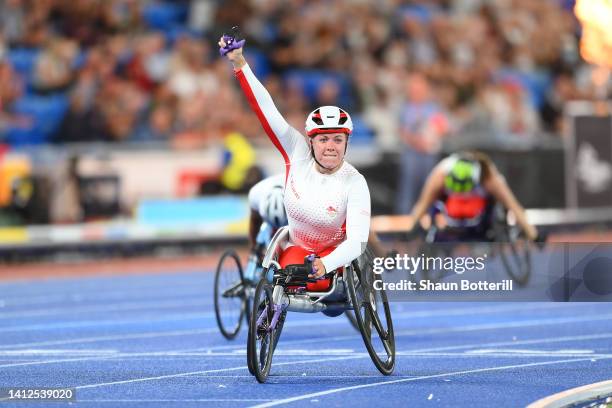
[272,309,286,353]
[345,245,374,331]
[498,224,531,286]
[247,279,276,383]
[346,260,395,375]
[214,250,246,340]
[246,316,255,375]
[492,205,531,286]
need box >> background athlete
[405,151,540,242]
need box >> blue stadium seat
[6,48,40,89]
[244,49,270,80]
[5,94,69,145]
[142,2,188,30]
[6,48,40,74]
[350,115,375,145]
[399,4,439,23]
[283,69,353,108]
[161,25,201,45]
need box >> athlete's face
[311,132,347,171]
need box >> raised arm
[219,36,304,162]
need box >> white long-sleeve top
[235,64,371,272]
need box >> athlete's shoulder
[338,161,359,176]
[340,162,368,187]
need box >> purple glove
[219,34,245,56]
[305,254,320,278]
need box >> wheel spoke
[222,281,245,298]
[367,302,388,341]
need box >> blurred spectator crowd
[0,0,607,149]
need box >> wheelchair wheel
[418,241,448,283]
[346,260,395,375]
[214,250,246,340]
[497,224,531,286]
[247,279,276,383]
[418,225,456,283]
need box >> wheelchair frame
[248,226,396,383]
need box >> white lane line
[0,302,598,337]
[0,356,121,369]
[75,400,274,403]
[195,303,609,353]
[0,312,358,334]
[0,312,218,333]
[0,284,212,307]
[199,312,612,353]
[0,279,208,306]
[2,323,611,369]
[0,298,215,320]
[188,375,417,378]
[0,305,540,349]
[162,350,612,359]
[0,299,581,321]
[396,352,612,358]
[413,332,612,354]
[0,349,118,356]
[465,348,595,355]
[0,328,219,350]
[74,356,363,390]
[2,327,607,379]
[249,357,612,408]
[0,302,563,336]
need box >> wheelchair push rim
[248,279,276,383]
[347,260,395,375]
[213,249,247,340]
[346,245,373,332]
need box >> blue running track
[0,260,611,407]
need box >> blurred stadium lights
[574,0,612,98]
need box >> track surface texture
[0,250,610,407]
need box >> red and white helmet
[305,106,353,137]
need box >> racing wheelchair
[247,227,395,383]
[214,221,361,339]
[416,200,531,286]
